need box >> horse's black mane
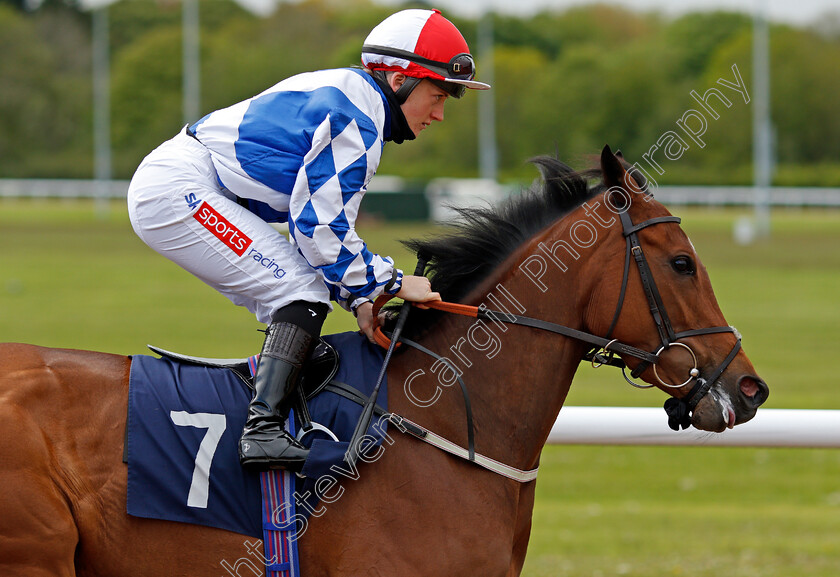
[395,156,604,337]
[407,156,603,301]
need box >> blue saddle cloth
[126,331,387,538]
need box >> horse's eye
[671,255,696,275]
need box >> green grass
[2,199,839,575]
[526,446,840,577]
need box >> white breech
[127,127,331,324]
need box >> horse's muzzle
[691,373,769,432]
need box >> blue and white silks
[191,69,403,310]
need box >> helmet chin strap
[394,76,422,103]
[373,70,422,104]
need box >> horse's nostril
[740,376,759,397]
[739,375,769,407]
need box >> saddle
[147,339,340,399]
[146,339,388,446]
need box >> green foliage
[110,25,184,175]
[662,10,751,79]
[699,22,840,174]
[0,0,83,10]
[767,27,840,164]
[3,0,840,184]
[108,0,252,56]
[0,3,91,176]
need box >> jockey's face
[392,75,448,137]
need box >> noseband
[376,207,742,431]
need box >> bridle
[593,209,742,429]
[353,204,746,482]
[374,206,742,430]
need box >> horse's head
[575,146,768,432]
[403,146,767,434]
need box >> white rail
[0,179,129,199]
[3,180,840,208]
[549,407,840,448]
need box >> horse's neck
[392,244,587,471]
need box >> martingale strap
[324,380,537,483]
[387,413,539,483]
[397,335,476,462]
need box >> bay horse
[0,147,768,576]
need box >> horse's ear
[615,149,624,159]
[600,144,625,188]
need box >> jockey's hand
[396,275,441,308]
[356,276,440,343]
[355,301,376,343]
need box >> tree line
[2,0,839,185]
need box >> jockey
[126,9,490,472]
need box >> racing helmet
[361,9,491,102]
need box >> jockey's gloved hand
[397,275,441,307]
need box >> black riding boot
[239,302,327,471]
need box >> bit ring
[653,342,699,388]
